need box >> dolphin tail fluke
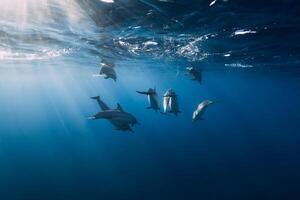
[91,96,100,100]
[91,96,110,111]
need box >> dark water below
[0,0,300,199]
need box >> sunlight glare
[0,0,87,29]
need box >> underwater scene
[0,0,300,199]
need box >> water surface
[0,0,300,199]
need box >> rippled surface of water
[0,0,300,199]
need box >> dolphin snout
[88,116,96,120]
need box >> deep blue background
[0,0,300,199]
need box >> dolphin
[90,96,138,132]
[99,60,117,81]
[186,66,202,84]
[101,58,115,68]
[92,107,139,126]
[136,87,160,112]
[192,100,214,122]
[163,89,181,116]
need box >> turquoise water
[0,0,300,199]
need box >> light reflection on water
[0,0,300,199]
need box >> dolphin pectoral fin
[91,96,100,100]
[146,106,152,109]
[104,76,109,79]
[136,91,149,95]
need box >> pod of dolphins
[89,59,217,132]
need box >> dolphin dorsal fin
[154,86,157,93]
[117,103,124,112]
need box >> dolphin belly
[112,116,136,126]
[109,119,133,132]
[163,96,170,112]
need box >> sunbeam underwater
[0,0,300,199]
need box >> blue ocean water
[0,0,300,199]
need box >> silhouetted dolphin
[93,105,139,126]
[192,100,214,122]
[136,87,160,112]
[186,66,202,84]
[90,106,138,131]
[90,96,138,132]
[163,89,181,116]
[99,60,117,81]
